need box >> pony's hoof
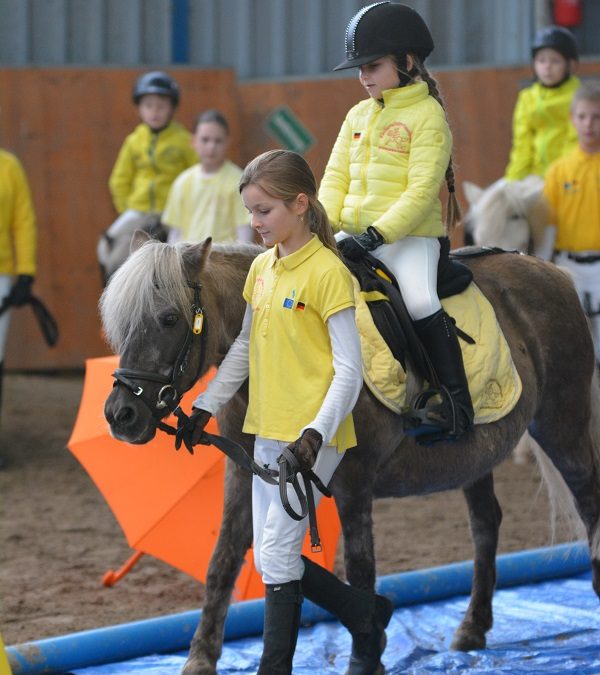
[181,660,216,675]
[450,629,487,651]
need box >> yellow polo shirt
[242,235,357,450]
[544,146,600,251]
[162,160,247,242]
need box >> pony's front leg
[451,472,502,651]
[183,461,253,675]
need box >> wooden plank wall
[1,62,599,370]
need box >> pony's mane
[100,240,200,353]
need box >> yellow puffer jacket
[0,149,36,276]
[504,76,580,181]
[318,81,451,243]
[109,121,197,213]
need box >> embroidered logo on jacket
[379,122,411,154]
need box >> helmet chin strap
[395,53,417,87]
[537,70,572,89]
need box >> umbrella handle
[102,550,145,587]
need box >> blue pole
[6,543,591,674]
[171,0,189,64]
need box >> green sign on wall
[265,106,315,155]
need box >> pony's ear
[186,237,213,281]
[463,181,484,206]
[130,229,152,253]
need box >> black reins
[111,280,329,551]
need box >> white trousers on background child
[555,251,600,362]
[0,276,12,362]
[252,436,344,585]
[336,233,442,320]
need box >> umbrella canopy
[68,356,341,600]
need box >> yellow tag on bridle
[193,310,204,335]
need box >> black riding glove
[175,407,212,455]
[337,227,385,262]
[9,275,34,307]
[286,428,323,473]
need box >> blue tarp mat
[73,571,600,674]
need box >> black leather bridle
[112,281,207,433]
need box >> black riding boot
[411,309,474,442]
[301,556,393,675]
[257,580,303,675]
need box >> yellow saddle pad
[354,279,522,424]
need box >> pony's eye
[509,213,522,221]
[160,313,179,327]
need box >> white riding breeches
[252,436,344,585]
[336,232,442,320]
[0,276,12,362]
[555,251,600,362]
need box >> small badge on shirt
[295,302,306,311]
[283,289,296,309]
[353,132,361,140]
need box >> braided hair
[392,53,462,235]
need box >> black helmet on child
[132,71,180,106]
[531,25,578,61]
[333,1,434,71]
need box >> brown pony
[100,234,600,675]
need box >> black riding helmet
[132,71,180,106]
[531,25,578,61]
[333,1,434,71]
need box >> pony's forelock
[99,240,193,353]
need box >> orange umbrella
[68,356,341,600]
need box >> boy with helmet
[320,1,473,444]
[106,71,197,239]
[505,25,580,181]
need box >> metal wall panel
[0,0,598,74]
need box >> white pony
[96,213,167,286]
[462,175,553,257]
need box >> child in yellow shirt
[544,82,600,362]
[162,110,251,243]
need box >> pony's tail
[526,367,600,543]
[528,433,586,543]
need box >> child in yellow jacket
[107,71,197,238]
[505,26,580,181]
[0,148,37,428]
[319,1,471,443]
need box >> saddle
[341,238,473,376]
[341,241,519,436]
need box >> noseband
[112,281,207,433]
